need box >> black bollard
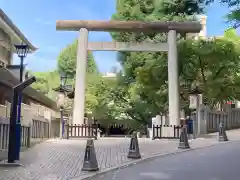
[127,131,141,159]
[81,139,99,171]
[218,122,228,142]
[178,125,190,149]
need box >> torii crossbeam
[56,20,201,126]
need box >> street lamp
[60,74,67,89]
[53,73,71,138]
[14,43,29,161]
[15,43,29,59]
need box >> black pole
[60,107,65,138]
[7,76,36,163]
[15,56,24,160]
[7,90,19,163]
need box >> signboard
[189,95,197,109]
[152,117,157,125]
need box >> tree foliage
[111,0,206,122]
[57,40,98,77]
[33,39,100,113]
[31,70,60,99]
[32,0,240,126]
[56,39,102,111]
[178,37,240,106]
[110,0,240,124]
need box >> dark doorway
[108,124,126,136]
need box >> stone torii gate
[56,20,201,126]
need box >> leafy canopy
[57,40,98,77]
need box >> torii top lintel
[56,20,201,33]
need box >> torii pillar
[72,28,88,125]
[56,20,201,125]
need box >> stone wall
[191,105,240,135]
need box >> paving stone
[0,129,239,180]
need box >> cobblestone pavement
[0,130,240,180]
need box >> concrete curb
[77,139,239,180]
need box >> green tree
[87,75,120,124]
[31,70,60,99]
[224,28,240,43]
[57,40,98,77]
[56,39,102,112]
[111,0,207,122]
[111,0,240,122]
[178,37,240,106]
[31,72,49,94]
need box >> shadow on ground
[0,138,48,161]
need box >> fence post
[226,109,232,129]
[66,124,69,139]
[94,124,97,140]
[27,127,31,148]
[196,105,208,135]
[152,125,155,140]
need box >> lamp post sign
[189,94,198,109]
[56,92,66,138]
[53,73,72,138]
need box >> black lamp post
[53,73,70,138]
[14,43,29,161]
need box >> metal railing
[0,119,50,152]
[0,123,31,151]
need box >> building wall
[0,84,57,126]
[7,66,29,81]
[187,15,207,39]
[199,15,207,38]
[0,28,12,66]
[0,100,56,125]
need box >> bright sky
[0,0,230,73]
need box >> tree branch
[126,110,148,124]
[212,67,225,80]
[180,92,187,101]
[199,58,206,83]
[111,89,149,124]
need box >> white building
[102,72,117,78]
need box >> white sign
[152,117,157,125]
[57,93,66,108]
[189,95,197,109]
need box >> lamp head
[15,43,29,58]
[60,72,67,87]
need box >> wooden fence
[64,124,98,139]
[31,119,50,138]
[152,125,182,139]
[0,122,31,150]
[0,118,50,154]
